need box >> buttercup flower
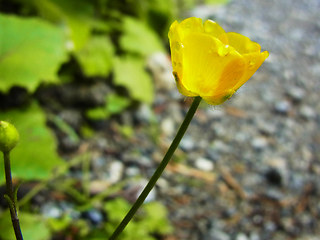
[169,17,269,105]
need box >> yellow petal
[169,21,184,80]
[203,20,228,45]
[233,51,269,90]
[173,71,198,97]
[226,32,261,54]
[177,17,203,40]
[214,56,246,93]
[168,20,180,44]
[180,33,245,97]
[202,89,235,105]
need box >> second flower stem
[109,96,202,240]
[3,151,23,240]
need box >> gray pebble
[251,137,269,151]
[236,233,249,240]
[180,135,195,151]
[209,228,230,240]
[195,157,214,171]
[274,100,292,115]
[286,86,306,102]
[109,161,124,183]
[299,105,316,119]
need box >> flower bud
[0,121,19,153]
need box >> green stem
[3,151,24,240]
[108,96,202,240]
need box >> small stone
[206,108,225,120]
[236,233,249,240]
[274,100,292,115]
[146,52,175,90]
[251,137,268,151]
[209,228,230,240]
[125,166,141,177]
[41,203,62,218]
[265,157,287,170]
[286,86,305,102]
[83,209,104,225]
[161,117,175,137]
[249,232,260,240]
[195,157,214,171]
[257,120,276,135]
[180,136,195,151]
[299,105,316,119]
[135,104,154,123]
[264,221,277,232]
[109,161,124,183]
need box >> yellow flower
[168,17,269,105]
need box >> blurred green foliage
[103,199,172,240]
[0,199,172,240]
[0,102,64,184]
[114,55,154,103]
[0,0,176,99]
[85,93,130,120]
[0,0,178,182]
[74,36,115,77]
[119,16,165,56]
[0,14,68,92]
[0,211,51,240]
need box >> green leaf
[85,94,130,120]
[47,215,72,232]
[142,202,173,234]
[74,36,115,77]
[31,0,94,50]
[0,102,65,184]
[103,199,171,240]
[86,107,109,120]
[105,94,130,115]
[0,211,51,240]
[114,56,154,103]
[120,17,164,56]
[0,14,68,93]
[104,198,130,223]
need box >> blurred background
[0,0,320,239]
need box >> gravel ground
[159,0,320,239]
[33,0,320,239]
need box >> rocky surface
[165,0,320,239]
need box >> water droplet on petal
[218,45,230,56]
[174,41,183,51]
[204,22,215,33]
[248,61,255,69]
